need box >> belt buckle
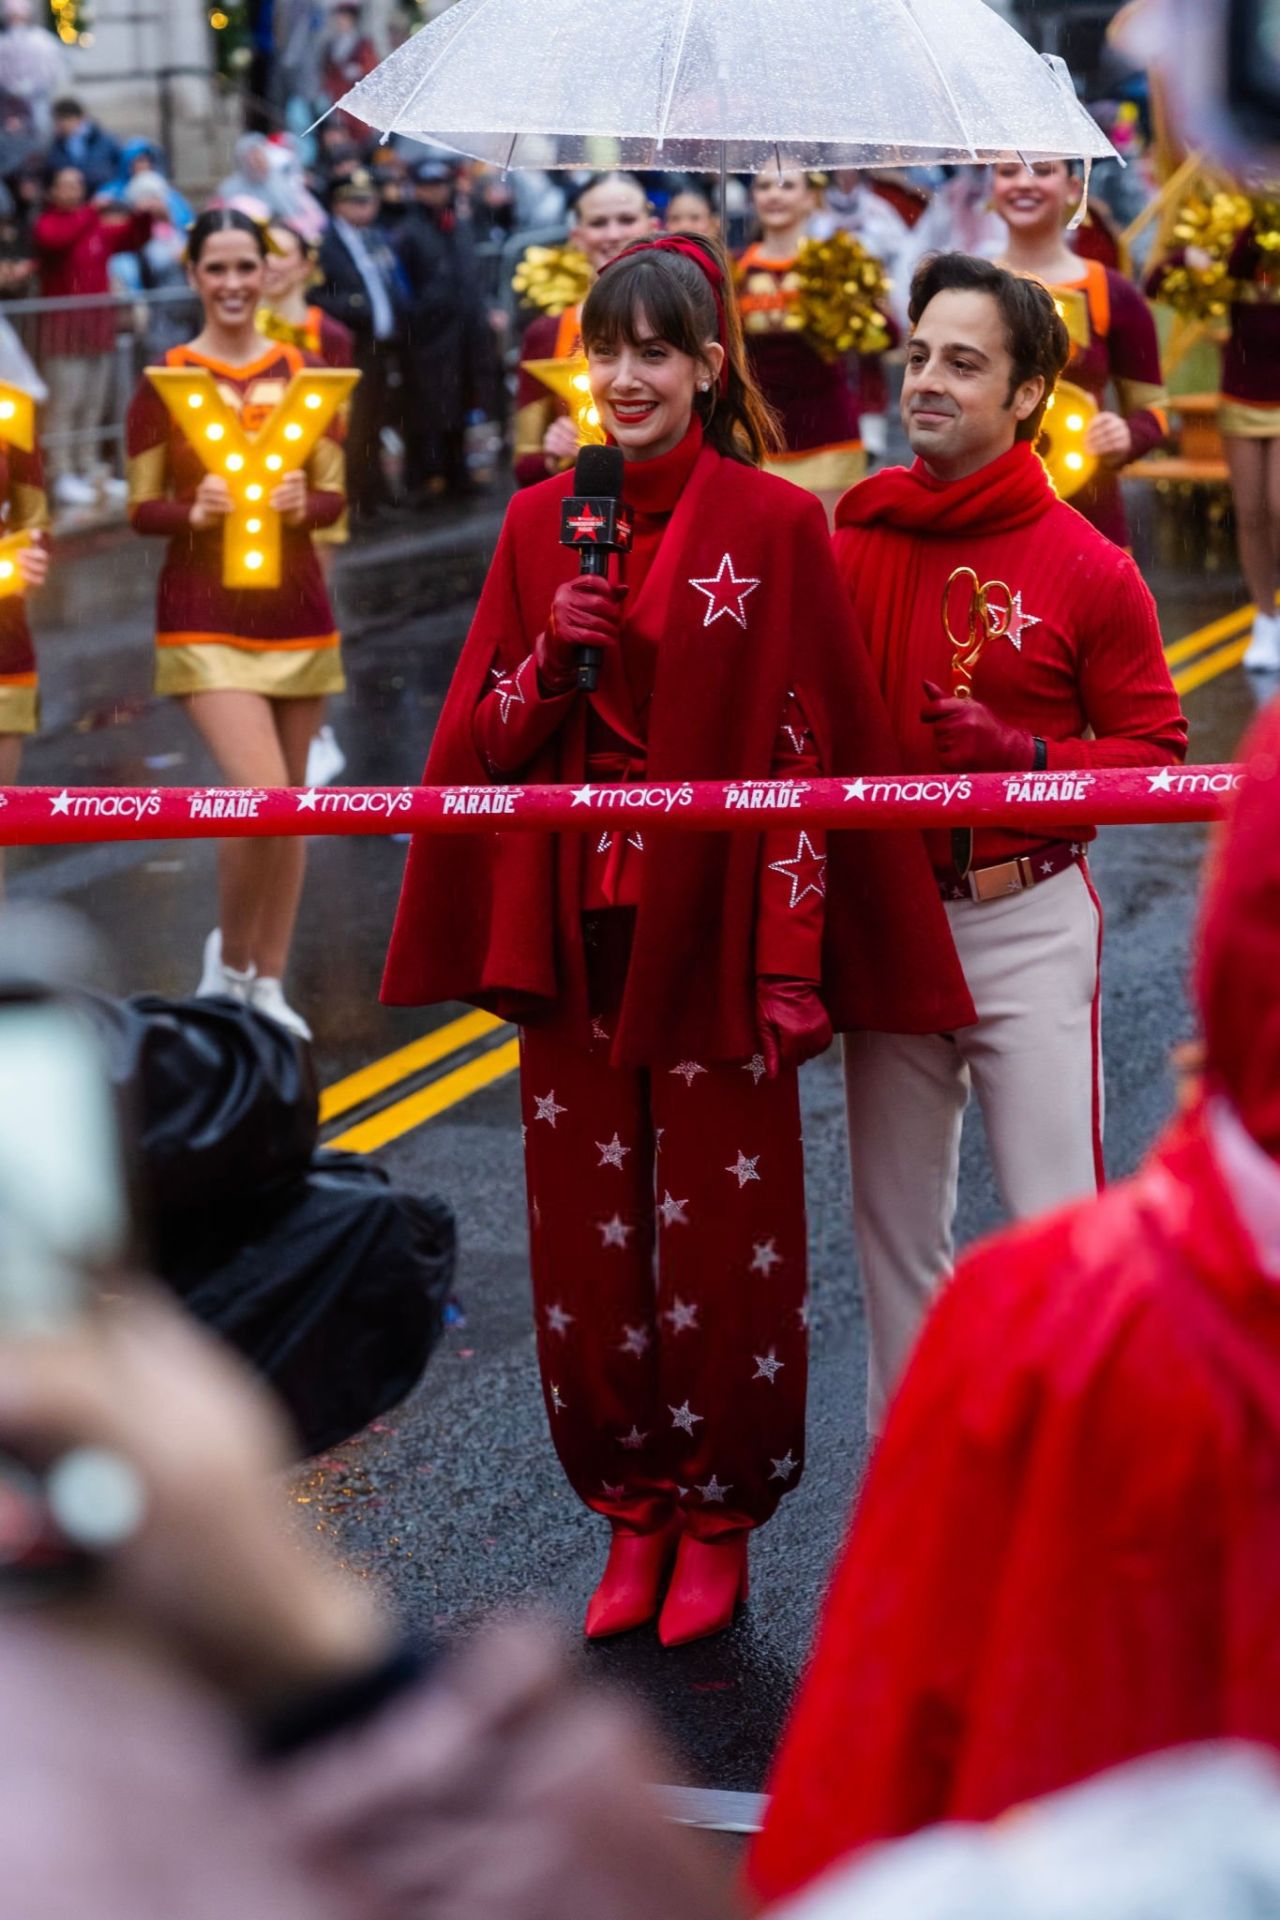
[969,858,1027,904]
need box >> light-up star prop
[0,530,33,601]
[767,831,828,910]
[690,553,762,630]
[145,366,359,589]
[0,384,36,453]
[521,354,607,447]
[1039,378,1098,501]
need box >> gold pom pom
[791,231,892,362]
[511,244,593,317]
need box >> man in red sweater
[34,164,150,509]
[834,252,1186,1427]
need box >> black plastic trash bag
[154,1150,454,1457]
[85,993,318,1213]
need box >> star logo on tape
[296,788,320,811]
[690,553,761,630]
[1147,766,1177,793]
[50,788,72,815]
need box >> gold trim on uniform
[1219,396,1280,438]
[156,641,345,699]
[1115,376,1169,416]
[0,681,37,733]
[763,442,866,495]
[127,443,171,512]
[10,482,49,533]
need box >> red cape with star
[382,442,974,1064]
[749,1098,1280,1902]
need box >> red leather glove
[756,978,833,1078]
[535,577,626,693]
[920,679,1035,772]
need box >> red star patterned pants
[518,1020,810,1540]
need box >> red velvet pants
[518,1018,810,1538]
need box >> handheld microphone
[559,444,633,692]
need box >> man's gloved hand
[535,577,626,694]
[756,978,833,1078]
[920,679,1035,772]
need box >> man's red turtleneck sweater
[833,440,1188,868]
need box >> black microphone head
[574,443,624,499]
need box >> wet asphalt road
[7,483,1276,1795]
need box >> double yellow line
[320,594,1258,1156]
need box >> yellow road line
[1164,604,1253,668]
[319,1008,504,1123]
[328,1036,521,1153]
[1172,632,1252,697]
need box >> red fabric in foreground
[749,1097,1280,1901]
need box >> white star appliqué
[545,1303,575,1336]
[658,1191,690,1227]
[743,1054,768,1085]
[751,1238,783,1277]
[1003,590,1041,652]
[767,831,828,910]
[663,1296,699,1334]
[533,1090,567,1128]
[695,1474,730,1503]
[550,1383,567,1413]
[618,1324,650,1358]
[726,1150,761,1189]
[690,552,761,630]
[769,1452,799,1483]
[670,1060,707,1088]
[598,1214,634,1248]
[596,1132,631,1170]
[620,1424,649,1450]
[752,1348,785,1384]
[490,659,527,723]
[669,1400,703,1434]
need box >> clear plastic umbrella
[329,0,1116,171]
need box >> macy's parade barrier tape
[0,765,1245,846]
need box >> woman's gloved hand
[756,977,833,1078]
[535,577,626,694]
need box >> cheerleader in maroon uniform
[992,158,1169,549]
[126,208,347,1038]
[735,163,865,516]
[384,233,972,1647]
[0,431,49,893]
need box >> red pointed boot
[584,1519,680,1640]
[657,1532,750,1648]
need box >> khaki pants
[845,860,1104,1429]
[44,353,112,483]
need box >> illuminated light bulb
[0,561,14,581]
[187,394,204,409]
[1064,451,1085,472]
[304,393,322,410]
[1065,413,1084,433]
[283,422,303,441]
[571,374,591,392]
[245,484,264,501]
[0,401,15,422]
[205,423,225,442]
[265,453,283,471]
[244,551,265,571]
[586,407,601,427]
[246,518,262,534]
[225,452,245,472]
[1045,393,1056,411]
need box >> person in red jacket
[33,164,150,509]
[749,693,1280,1905]
[0,425,50,894]
[836,251,1187,1429]
[383,233,973,1648]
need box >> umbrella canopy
[331,0,1116,170]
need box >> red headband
[600,235,731,396]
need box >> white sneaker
[195,928,256,1002]
[98,475,129,503]
[54,473,96,508]
[1244,611,1280,672]
[250,976,313,1042]
[305,724,346,787]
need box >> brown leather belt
[938,839,1085,904]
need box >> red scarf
[836,438,1055,537]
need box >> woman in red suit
[383,233,972,1648]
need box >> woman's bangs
[582,258,703,357]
